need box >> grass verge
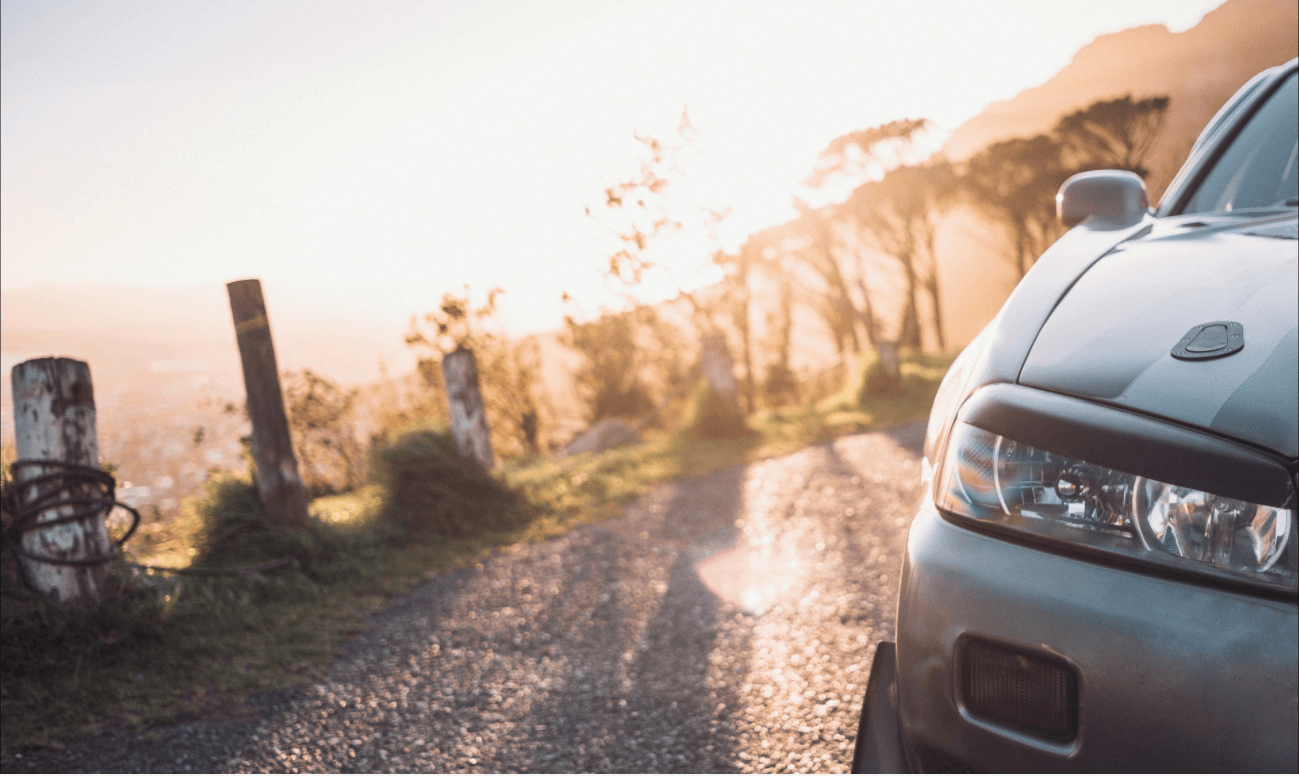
[0,350,953,758]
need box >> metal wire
[4,459,139,566]
[4,459,292,577]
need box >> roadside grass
[0,351,953,758]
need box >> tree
[561,307,657,424]
[963,134,1068,279]
[844,160,956,350]
[962,94,1170,279]
[591,109,698,289]
[713,245,757,413]
[584,109,741,413]
[1056,94,1171,178]
[789,201,868,356]
[798,118,944,354]
[757,249,800,408]
[804,118,933,192]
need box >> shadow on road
[882,420,925,458]
[518,464,751,772]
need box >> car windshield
[1182,71,1298,214]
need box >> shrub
[858,353,904,401]
[186,473,351,581]
[562,309,662,424]
[1,560,168,684]
[679,378,753,439]
[761,361,799,407]
[282,369,366,497]
[371,428,534,538]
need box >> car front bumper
[851,641,909,773]
[883,503,1298,773]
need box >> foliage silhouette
[1057,94,1171,178]
[963,94,1170,278]
[561,308,658,424]
[679,378,754,440]
[845,160,957,350]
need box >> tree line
[559,94,1170,422]
[285,93,1171,476]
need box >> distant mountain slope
[943,0,1298,197]
[933,0,1298,350]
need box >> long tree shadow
[882,420,925,457]
[518,463,751,773]
[262,566,481,773]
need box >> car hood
[1019,212,1299,459]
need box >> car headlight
[922,326,988,485]
[936,421,1297,592]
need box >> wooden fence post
[442,347,494,468]
[227,279,309,527]
[11,357,112,604]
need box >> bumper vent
[960,638,1079,741]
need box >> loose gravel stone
[5,424,925,773]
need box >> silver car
[853,59,1298,773]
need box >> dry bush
[282,370,367,497]
[371,427,533,538]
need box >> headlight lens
[923,327,986,467]
[936,421,1297,592]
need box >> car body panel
[966,217,1154,390]
[922,218,1155,484]
[897,504,1299,773]
[850,642,908,773]
[1019,214,1299,458]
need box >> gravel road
[7,424,925,774]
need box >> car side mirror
[1056,170,1149,229]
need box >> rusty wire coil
[3,459,140,566]
[4,460,294,577]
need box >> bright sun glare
[0,0,1230,342]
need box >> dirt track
[8,424,924,774]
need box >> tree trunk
[1014,216,1029,279]
[227,279,309,527]
[926,279,946,351]
[922,228,946,351]
[443,347,495,468]
[734,259,756,414]
[904,250,925,350]
[11,358,112,604]
[855,276,881,350]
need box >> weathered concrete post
[699,332,740,412]
[227,279,309,527]
[877,341,901,381]
[442,346,494,468]
[12,358,112,604]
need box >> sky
[2,0,1228,337]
